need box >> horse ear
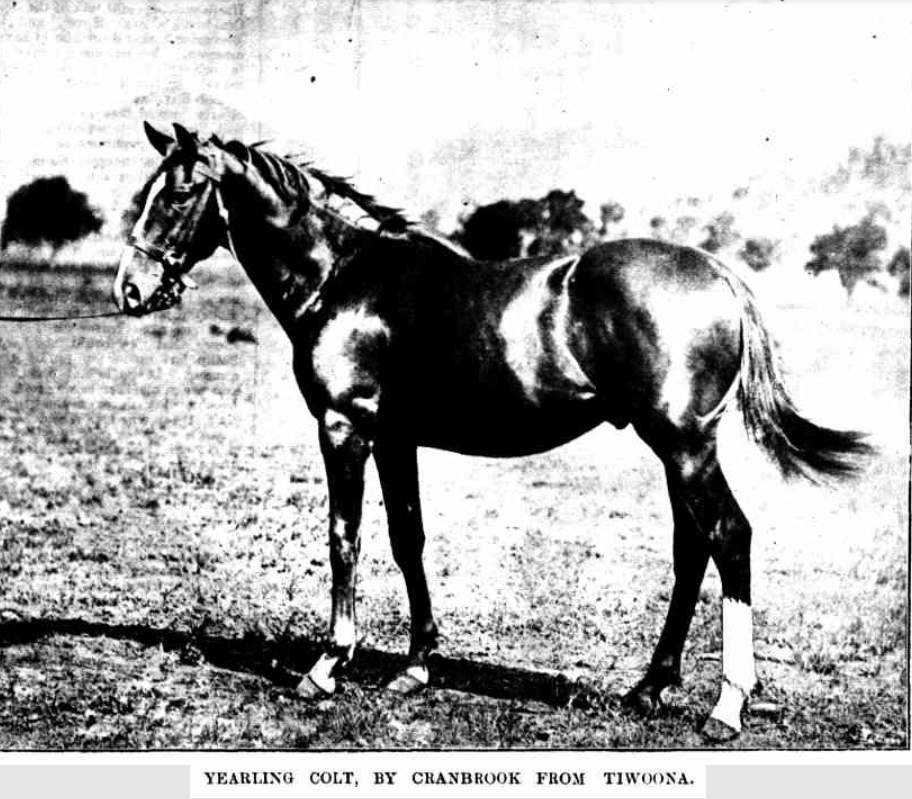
[172,123,197,152]
[143,121,173,155]
[209,133,224,148]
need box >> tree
[598,201,625,238]
[739,237,778,272]
[887,245,910,297]
[649,216,668,240]
[454,189,596,260]
[699,211,740,253]
[822,136,912,194]
[1,176,104,256]
[455,198,539,260]
[670,215,697,244]
[529,189,594,257]
[805,214,888,296]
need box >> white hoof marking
[305,652,339,695]
[709,680,745,732]
[405,664,429,685]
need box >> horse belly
[412,389,606,457]
[401,256,616,455]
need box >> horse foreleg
[297,409,370,699]
[626,470,710,714]
[374,438,439,694]
[703,496,756,741]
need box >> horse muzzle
[114,245,174,315]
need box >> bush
[739,237,778,272]
[1,176,104,256]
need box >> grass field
[0,258,907,750]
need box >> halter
[125,160,237,314]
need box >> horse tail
[719,267,874,481]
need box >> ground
[0,259,907,750]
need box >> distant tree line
[2,138,908,298]
[450,137,910,298]
[452,195,907,297]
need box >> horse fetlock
[385,663,430,696]
[623,680,665,716]
[410,621,440,655]
[705,678,749,739]
[327,639,356,667]
[647,656,682,689]
[297,652,340,699]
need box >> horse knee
[328,527,361,568]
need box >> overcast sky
[1,0,909,229]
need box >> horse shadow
[0,616,613,711]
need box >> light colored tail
[728,276,874,480]
[713,258,876,482]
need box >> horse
[113,122,871,741]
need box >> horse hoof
[623,685,662,716]
[385,665,429,696]
[295,672,335,700]
[701,716,740,742]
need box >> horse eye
[171,186,194,203]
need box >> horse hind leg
[703,490,756,740]
[629,418,756,740]
[625,460,711,712]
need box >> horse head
[113,122,234,315]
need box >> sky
[0,0,910,239]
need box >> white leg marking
[710,597,756,729]
[710,680,746,731]
[331,615,356,652]
[405,664,429,685]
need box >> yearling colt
[115,123,869,740]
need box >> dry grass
[0,259,907,749]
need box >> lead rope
[0,309,123,322]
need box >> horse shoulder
[295,304,391,419]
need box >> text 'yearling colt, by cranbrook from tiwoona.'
[113,123,871,741]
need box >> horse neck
[217,175,346,335]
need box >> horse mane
[298,162,412,235]
[225,139,407,233]
[222,139,470,258]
